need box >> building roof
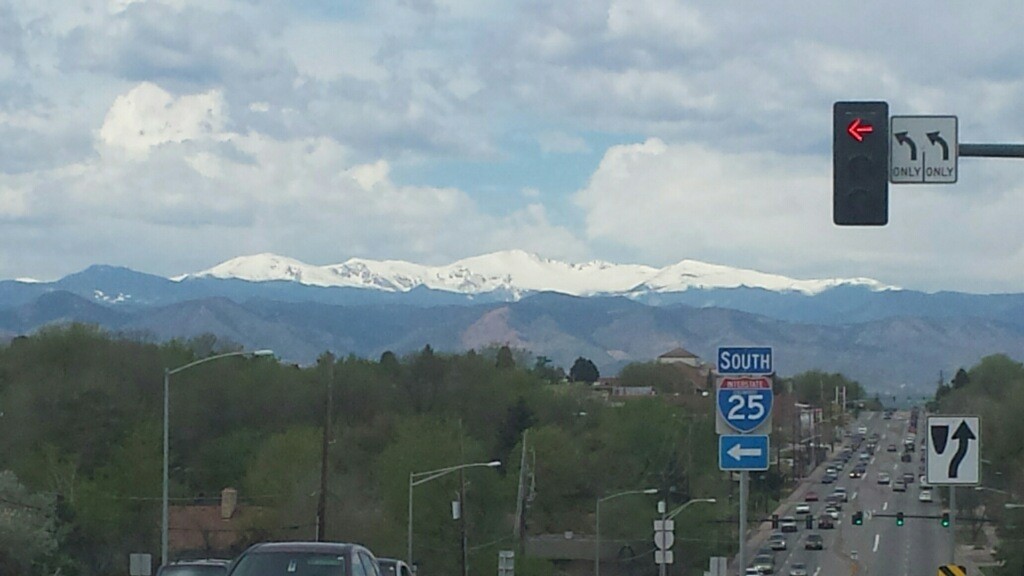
[658,347,698,359]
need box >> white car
[795,503,811,514]
[919,489,934,502]
[824,505,840,520]
[789,562,809,576]
[877,472,891,485]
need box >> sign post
[715,346,773,576]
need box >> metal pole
[738,471,748,576]
[659,501,667,576]
[595,497,601,576]
[161,368,170,567]
[408,473,415,567]
[949,486,957,564]
[959,144,1024,157]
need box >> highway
[747,410,953,576]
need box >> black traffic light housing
[852,510,863,525]
[805,515,814,530]
[833,101,889,225]
[896,511,905,526]
[941,512,950,527]
[771,514,779,529]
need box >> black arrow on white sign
[895,131,917,160]
[948,421,976,479]
[927,131,950,161]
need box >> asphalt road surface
[751,411,953,576]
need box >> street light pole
[161,349,273,567]
[594,488,658,576]
[407,461,501,569]
[659,498,716,576]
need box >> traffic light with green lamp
[941,512,950,527]
[896,512,905,526]
[852,510,864,525]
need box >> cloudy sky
[2,0,1024,293]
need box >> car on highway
[378,559,414,576]
[903,472,915,484]
[919,489,934,502]
[849,467,865,479]
[805,534,824,550]
[745,568,766,576]
[821,474,836,484]
[227,541,382,576]
[858,426,868,434]
[901,452,913,463]
[805,491,819,502]
[789,562,808,576]
[817,514,835,529]
[877,472,891,484]
[752,553,775,574]
[824,505,840,520]
[157,560,231,576]
[887,443,897,452]
[780,516,798,533]
[833,486,849,501]
[795,503,811,514]
[769,533,787,550]
[893,480,907,492]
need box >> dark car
[228,542,381,576]
[901,452,913,463]
[158,560,231,576]
[805,534,824,550]
[817,515,835,529]
[377,559,413,576]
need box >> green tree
[569,357,599,383]
[0,471,57,574]
[495,345,516,370]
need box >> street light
[161,349,273,566]
[1004,503,1024,510]
[595,488,658,576]
[407,460,501,567]
[657,498,715,576]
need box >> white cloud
[574,139,1024,293]
[537,131,591,154]
[98,82,226,158]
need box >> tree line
[0,324,861,575]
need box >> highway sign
[654,550,674,565]
[716,376,773,434]
[717,347,773,375]
[890,116,958,184]
[926,416,980,485]
[719,435,770,471]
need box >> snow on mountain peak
[180,252,895,297]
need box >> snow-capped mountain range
[177,250,895,298]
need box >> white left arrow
[728,443,762,461]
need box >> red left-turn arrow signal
[847,118,874,142]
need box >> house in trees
[169,488,265,559]
[657,347,713,394]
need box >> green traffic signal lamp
[896,512,905,526]
[941,512,950,527]
[852,511,863,525]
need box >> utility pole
[316,352,334,541]
[459,421,469,576]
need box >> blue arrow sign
[717,347,773,375]
[719,435,770,471]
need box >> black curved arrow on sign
[928,131,950,161]
[895,131,917,160]
[949,421,976,478]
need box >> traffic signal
[805,515,814,530]
[896,512,904,526]
[771,514,779,529]
[833,101,890,225]
[852,510,863,525]
[941,512,950,527]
